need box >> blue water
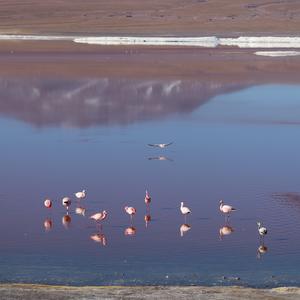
[0,79,300,287]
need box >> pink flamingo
[125,206,136,223]
[44,199,52,209]
[219,200,236,221]
[90,210,107,229]
[144,190,151,205]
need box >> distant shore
[1,284,300,300]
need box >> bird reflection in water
[43,218,53,232]
[148,156,173,162]
[144,214,151,228]
[219,225,234,240]
[257,244,268,259]
[62,213,71,229]
[180,224,191,237]
[75,206,86,217]
[124,226,136,236]
[90,233,107,247]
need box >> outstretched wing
[164,142,173,147]
[148,143,159,147]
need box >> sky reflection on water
[0,81,300,286]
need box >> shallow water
[0,78,300,287]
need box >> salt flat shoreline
[2,35,300,48]
[1,284,300,300]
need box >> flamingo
[257,222,268,237]
[180,202,191,222]
[219,200,236,220]
[44,199,52,209]
[90,210,107,229]
[180,224,191,237]
[125,206,136,222]
[148,142,173,148]
[62,197,71,210]
[145,190,151,206]
[75,190,86,200]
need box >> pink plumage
[90,210,107,222]
[124,206,137,216]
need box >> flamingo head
[103,210,107,215]
[219,200,224,204]
[180,202,184,207]
[124,206,128,211]
[257,221,261,227]
[82,189,86,193]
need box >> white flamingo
[257,222,268,237]
[90,210,107,229]
[180,202,191,222]
[62,197,71,210]
[75,190,86,200]
[148,142,173,148]
[44,199,52,209]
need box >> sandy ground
[1,284,300,300]
[0,41,300,83]
[0,0,299,36]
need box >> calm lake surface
[0,78,300,287]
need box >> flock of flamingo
[43,189,268,258]
[43,142,268,258]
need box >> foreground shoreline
[1,284,300,299]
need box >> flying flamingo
[62,197,71,210]
[75,190,86,200]
[148,142,173,148]
[219,200,236,221]
[125,206,137,223]
[90,210,108,229]
[180,202,191,222]
[44,199,52,209]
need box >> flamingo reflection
[180,224,191,237]
[124,226,136,236]
[90,233,107,246]
[257,244,268,259]
[144,214,151,228]
[43,218,53,231]
[75,206,86,216]
[148,156,173,162]
[219,225,234,240]
[62,213,71,229]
